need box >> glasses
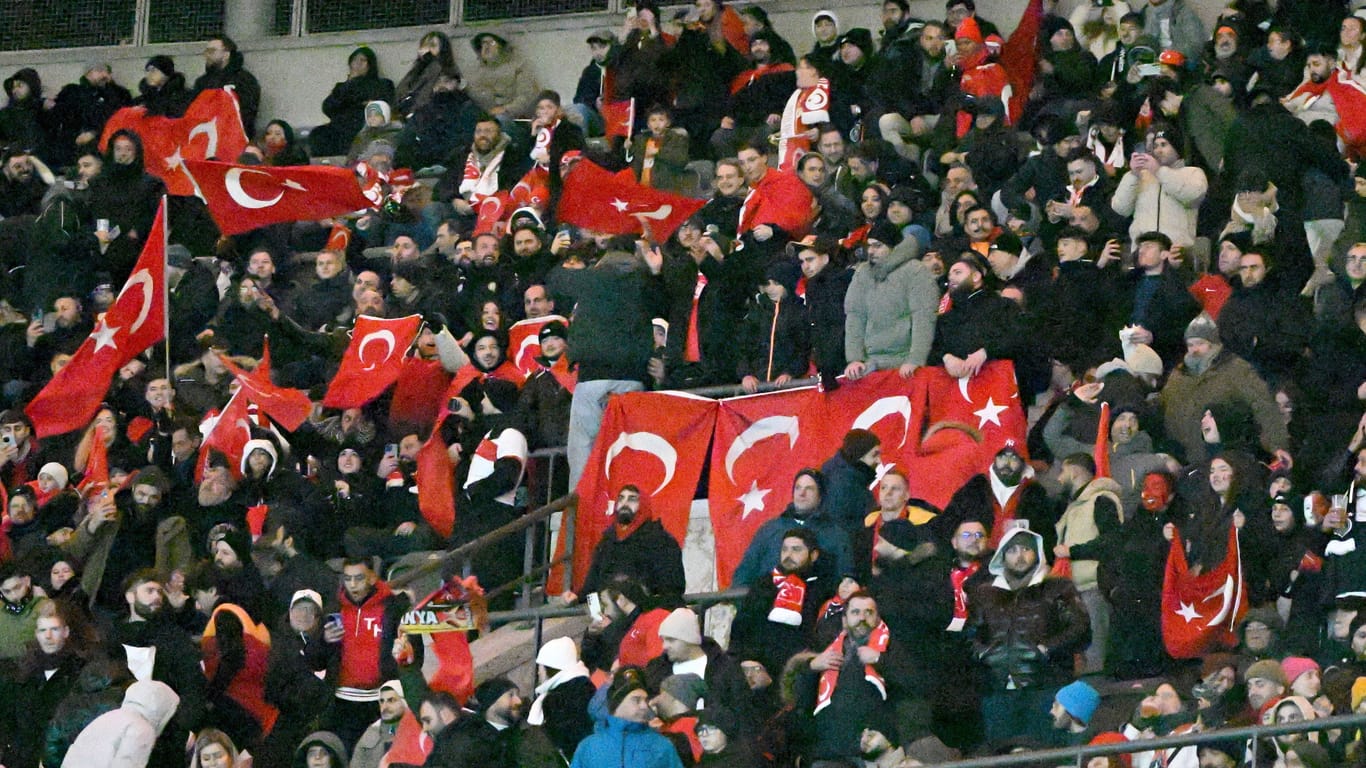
[957,531,986,541]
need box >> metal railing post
[520,522,535,611]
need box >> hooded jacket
[843,240,939,371]
[87,128,166,281]
[61,680,180,768]
[293,731,346,767]
[571,707,684,768]
[580,516,686,604]
[968,528,1091,690]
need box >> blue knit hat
[1055,680,1101,725]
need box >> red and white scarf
[813,622,890,714]
[460,149,506,204]
[769,570,807,626]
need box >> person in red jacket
[736,141,815,259]
[322,557,407,754]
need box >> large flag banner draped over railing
[566,362,1029,590]
[26,200,167,437]
[100,89,248,197]
[1162,525,1248,658]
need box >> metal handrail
[486,587,751,626]
[930,713,1366,768]
[671,376,820,399]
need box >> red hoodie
[338,580,395,697]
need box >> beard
[616,509,637,528]
[1184,350,1214,375]
[132,599,162,620]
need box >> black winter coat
[730,567,837,676]
[193,50,261,136]
[736,293,810,383]
[968,574,1091,690]
[134,72,194,117]
[580,519,686,603]
[805,264,852,382]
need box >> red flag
[565,392,717,591]
[389,357,453,434]
[557,160,706,241]
[217,337,312,431]
[708,387,827,588]
[1162,525,1247,658]
[77,426,111,497]
[914,362,1027,508]
[998,0,1045,120]
[1095,401,1111,479]
[182,160,373,235]
[196,387,253,481]
[26,201,167,438]
[377,709,431,768]
[602,99,635,142]
[507,315,569,377]
[1328,69,1366,156]
[473,191,509,236]
[323,315,424,408]
[101,89,248,196]
[416,422,456,539]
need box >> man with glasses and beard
[109,569,206,768]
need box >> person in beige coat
[1053,454,1122,675]
[464,32,540,121]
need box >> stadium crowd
[2,0,1366,765]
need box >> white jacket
[62,680,180,768]
[1111,162,1207,248]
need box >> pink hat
[1281,656,1320,686]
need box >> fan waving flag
[602,99,635,141]
[324,315,424,408]
[196,388,253,481]
[101,89,248,196]
[416,419,457,539]
[26,200,167,438]
[557,160,706,241]
[217,337,312,431]
[1162,524,1247,658]
[183,160,373,235]
[998,0,1045,121]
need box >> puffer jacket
[968,528,1091,691]
[571,695,684,768]
[843,239,938,371]
[61,680,180,768]
[43,657,134,768]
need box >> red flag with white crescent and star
[556,160,706,241]
[323,315,424,408]
[506,315,569,377]
[100,89,248,196]
[182,160,373,235]
[195,386,254,481]
[1162,524,1247,658]
[819,369,925,488]
[602,98,635,142]
[26,200,167,438]
[708,386,826,588]
[416,417,457,540]
[557,391,717,592]
[914,362,1027,508]
[217,337,312,431]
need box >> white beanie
[38,462,69,489]
[658,607,702,645]
[535,636,580,670]
[240,438,278,476]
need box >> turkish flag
[1162,524,1247,658]
[915,362,1027,508]
[377,709,431,768]
[557,160,706,241]
[217,337,312,431]
[389,357,453,434]
[507,315,569,377]
[323,315,424,408]
[26,200,167,438]
[709,387,827,588]
[1329,70,1366,155]
[602,99,635,141]
[1094,401,1111,479]
[101,89,248,196]
[416,419,456,539]
[182,160,373,235]
[566,391,717,591]
[473,191,509,236]
[998,0,1044,121]
[77,426,111,498]
[196,387,253,481]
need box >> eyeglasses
[956,531,986,541]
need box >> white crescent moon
[724,415,800,482]
[225,167,284,209]
[1202,575,1235,628]
[958,375,973,403]
[116,269,154,334]
[188,118,219,158]
[631,204,674,221]
[516,334,540,367]
[357,330,396,371]
[852,396,912,449]
[604,431,677,495]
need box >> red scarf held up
[729,62,796,95]
[813,621,890,714]
[769,569,806,626]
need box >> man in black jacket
[798,236,851,387]
[730,528,836,677]
[564,485,685,605]
[437,677,525,768]
[193,36,260,136]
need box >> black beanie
[866,219,903,248]
[146,56,176,76]
[472,677,517,713]
[839,428,880,463]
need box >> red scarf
[813,622,890,714]
[949,561,981,630]
[729,62,796,94]
[769,570,807,626]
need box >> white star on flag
[1174,601,1202,624]
[737,480,770,519]
[164,146,185,172]
[973,397,1007,428]
[610,198,629,212]
[91,322,119,353]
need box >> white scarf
[526,660,590,725]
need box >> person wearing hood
[1158,313,1291,466]
[733,469,854,587]
[567,484,685,605]
[0,68,54,165]
[526,636,595,760]
[233,437,327,544]
[293,730,346,767]
[465,31,540,122]
[260,119,310,167]
[943,440,1053,551]
[50,62,131,166]
[968,526,1091,745]
[60,679,180,768]
[1100,470,1176,679]
[710,31,797,159]
[134,55,193,117]
[819,429,881,536]
[193,35,261,136]
[87,128,166,284]
[843,220,938,381]
[346,100,403,164]
[809,9,843,64]
[310,47,396,157]
[736,259,810,393]
[571,667,683,768]
[1265,492,1328,653]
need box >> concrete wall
[0,0,1232,135]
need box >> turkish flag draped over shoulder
[569,392,717,591]
[101,89,248,196]
[557,160,706,241]
[183,160,373,235]
[26,200,167,438]
[1162,525,1248,658]
[323,315,424,408]
[217,337,312,431]
[709,387,827,588]
[506,315,568,377]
